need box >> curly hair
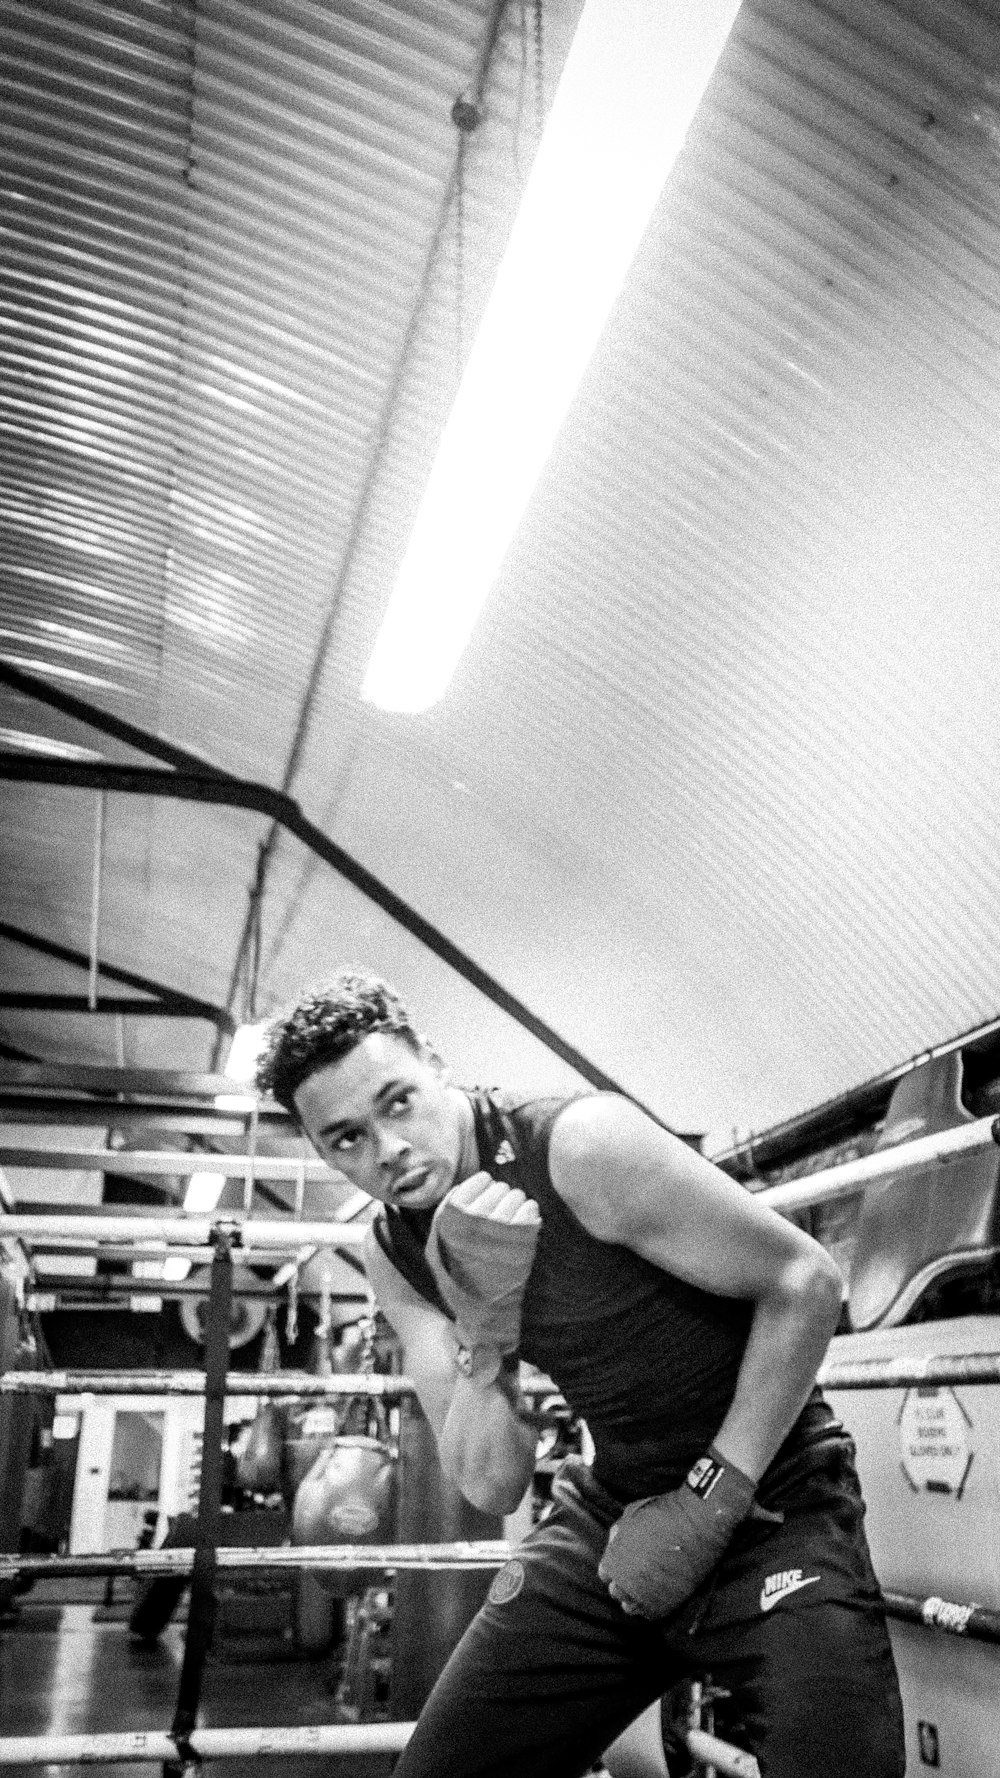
[255,971,425,1115]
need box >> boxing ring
[2,1114,999,1771]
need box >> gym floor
[1,1581,394,1778]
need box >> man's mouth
[392,1167,430,1200]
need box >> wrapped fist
[599,1447,756,1619]
[426,1172,541,1387]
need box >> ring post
[167,1225,233,1774]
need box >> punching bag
[284,1291,340,1496]
[291,1435,397,1599]
[390,1394,503,1720]
[234,1312,283,1494]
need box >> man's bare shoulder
[548,1095,654,1235]
[548,1094,716,1244]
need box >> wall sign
[898,1386,973,1497]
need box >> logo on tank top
[759,1568,821,1612]
[493,1140,516,1167]
[488,1559,525,1606]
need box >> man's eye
[388,1090,414,1114]
[332,1129,360,1152]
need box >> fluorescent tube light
[224,1022,268,1082]
[183,1171,226,1214]
[362,0,743,712]
[131,1259,165,1281]
[215,1020,269,1111]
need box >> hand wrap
[598,1447,755,1619]
[425,1179,540,1387]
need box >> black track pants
[391,1441,905,1778]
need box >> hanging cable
[513,2,530,181]
[533,0,544,139]
[87,793,106,1012]
[450,95,481,379]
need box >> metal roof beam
[0,733,664,1117]
[0,919,235,1034]
[0,993,223,1024]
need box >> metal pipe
[0,1541,512,1581]
[0,995,217,1019]
[0,1367,559,1398]
[0,1722,765,1774]
[757,1115,1000,1216]
[882,1591,1000,1644]
[819,1352,1000,1391]
[0,1369,416,1397]
[0,922,236,1034]
[0,1719,765,1772]
[7,1108,998,1205]
[0,1147,332,1180]
[87,792,105,1012]
[0,1214,366,1247]
[26,1348,999,1405]
[0,733,660,1118]
[244,1098,259,1214]
[23,1283,356,1309]
[0,1722,416,1766]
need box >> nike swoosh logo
[760,1575,821,1612]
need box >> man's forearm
[438,1372,539,1515]
[712,1249,843,1483]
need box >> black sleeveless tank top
[374,1088,830,1498]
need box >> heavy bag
[284,1400,341,1496]
[291,1435,396,1598]
[234,1313,284,1494]
[284,1309,339,1495]
[234,1403,284,1494]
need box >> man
[257,972,905,1778]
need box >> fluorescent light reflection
[214,1021,269,1111]
[0,728,103,761]
[131,1259,165,1281]
[130,1256,192,1282]
[363,0,744,712]
[183,1171,226,1214]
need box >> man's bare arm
[362,1224,537,1514]
[549,1095,843,1484]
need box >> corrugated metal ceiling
[2,0,999,1145]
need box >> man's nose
[375,1127,411,1168]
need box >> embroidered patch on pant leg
[488,1560,526,1606]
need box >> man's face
[293,1031,467,1210]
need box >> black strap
[171,1229,233,1746]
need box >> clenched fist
[426,1171,541,1386]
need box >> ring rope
[6,1351,1000,1396]
[0,1541,513,1580]
[2,1546,998,1643]
[0,1723,416,1765]
[0,1722,755,1770]
[0,1367,562,1397]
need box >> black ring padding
[881,1590,1000,1645]
[171,1234,233,1741]
[169,1729,199,1768]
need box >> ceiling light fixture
[362,0,744,713]
[214,1020,269,1112]
[183,1170,226,1214]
